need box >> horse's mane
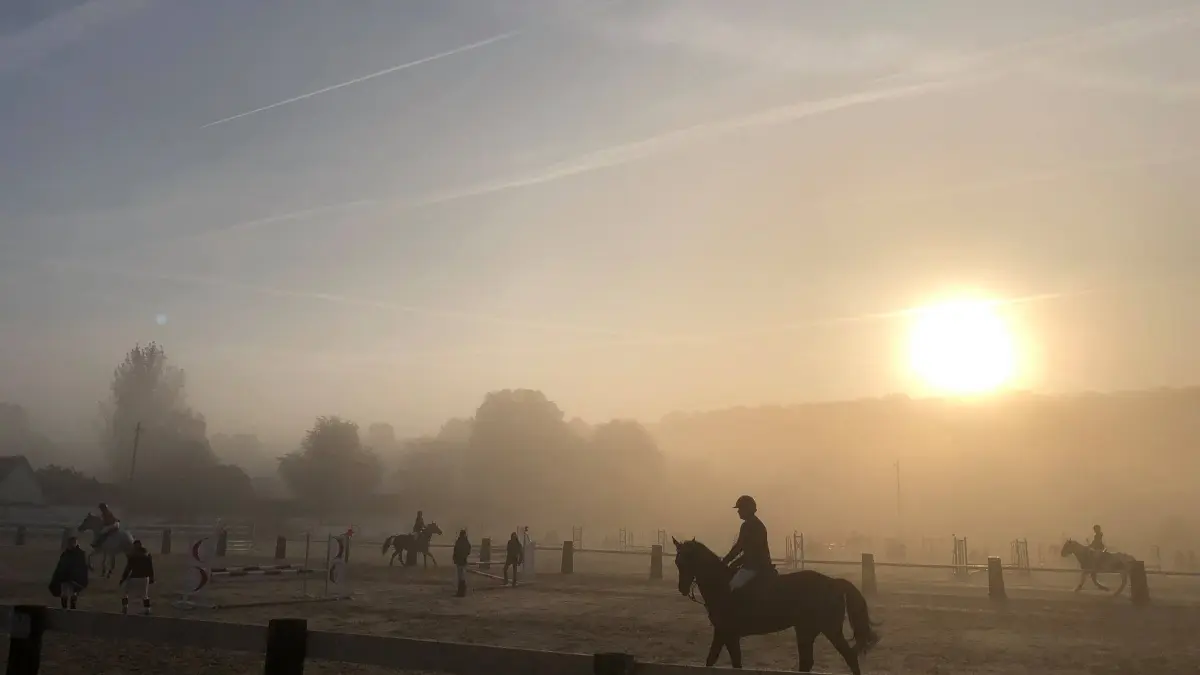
[679,538,723,564]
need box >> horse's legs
[1114,571,1129,596]
[428,551,437,567]
[726,636,743,669]
[793,627,817,672]
[705,631,724,667]
[823,629,862,675]
[1074,571,1086,591]
[1090,571,1108,591]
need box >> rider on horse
[413,510,425,534]
[94,503,120,549]
[1088,525,1106,553]
[722,495,773,597]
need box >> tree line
[1,342,666,526]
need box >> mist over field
[2,1,1198,562]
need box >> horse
[1060,538,1136,595]
[673,537,879,674]
[381,523,443,567]
[77,513,135,579]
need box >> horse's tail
[837,578,881,655]
[381,535,394,556]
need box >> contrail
[200,31,519,129]
[170,5,1200,243]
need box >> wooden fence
[0,605,828,675]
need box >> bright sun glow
[908,298,1017,395]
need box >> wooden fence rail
[0,605,834,675]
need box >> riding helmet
[734,495,757,511]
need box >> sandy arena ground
[2,536,1199,674]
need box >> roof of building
[0,455,34,482]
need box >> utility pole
[127,422,142,488]
[894,460,902,530]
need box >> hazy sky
[2,0,1199,439]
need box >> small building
[0,455,46,506]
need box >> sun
[907,298,1017,395]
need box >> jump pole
[173,532,350,610]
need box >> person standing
[119,539,155,615]
[452,529,472,597]
[503,532,524,587]
[49,536,89,609]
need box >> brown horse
[673,537,879,674]
[381,523,442,567]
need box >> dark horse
[381,523,442,567]
[1060,538,1135,595]
[673,537,879,674]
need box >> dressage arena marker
[173,530,351,610]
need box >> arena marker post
[480,538,491,570]
[861,553,877,595]
[264,618,308,675]
[14,525,25,546]
[1130,560,1150,606]
[562,540,574,574]
[5,604,46,675]
[594,652,636,675]
[275,535,287,560]
[650,544,663,580]
[987,556,1006,601]
[161,528,172,555]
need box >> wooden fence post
[161,529,172,555]
[263,618,307,675]
[274,536,287,560]
[987,556,1006,601]
[216,529,228,557]
[594,652,636,675]
[649,544,663,580]
[861,553,877,595]
[14,525,26,546]
[561,540,574,574]
[480,538,491,570]
[5,604,47,675]
[1130,560,1151,606]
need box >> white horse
[77,513,135,578]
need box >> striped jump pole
[173,528,351,610]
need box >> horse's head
[77,512,100,533]
[672,536,725,597]
[425,523,442,537]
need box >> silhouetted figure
[722,495,773,599]
[504,532,524,587]
[1088,525,1106,553]
[49,536,89,610]
[119,540,155,615]
[1061,538,1135,595]
[93,502,120,549]
[674,537,879,674]
[412,510,425,534]
[381,523,443,567]
[453,529,471,597]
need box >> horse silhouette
[673,537,879,674]
[1061,538,1136,595]
[77,512,135,579]
[381,523,443,567]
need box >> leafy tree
[589,419,666,522]
[101,342,214,478]
[465,389,581,521]
[278,416,382,510]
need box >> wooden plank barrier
[2,606,849,675]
